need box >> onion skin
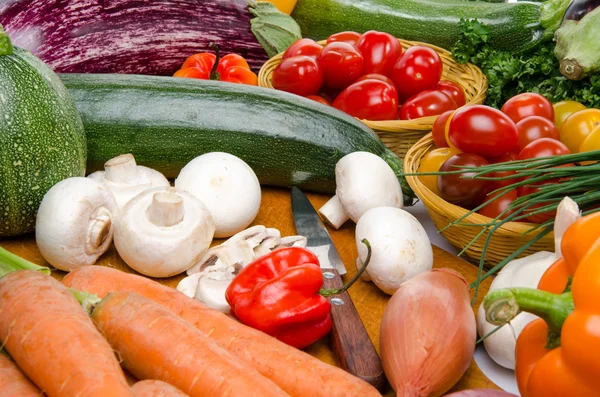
[380,268,476,397]
[443,390,517,397]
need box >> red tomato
[432,110,454,148]
[317,42,364,89]
[437,80,466,107]
[332,80,398,121]
[478,189,518,220]
[399,90,457,120]
[392,46,443,100]
[517,181,560,223]
[326,31,362,47]
[356,73,396,87]
[282,38,323,60]
[447,105,519,158]
[501,93,554,124]
[173,67,209,79]
[516,116,560,150]
[488,152,520,190]
[305,95,330,105]
[272,56,323,96]
[217,54,250,73]
[517,137,571,160]
[181,53,216,71]
[438,153,490,209]
[356,31,403,77]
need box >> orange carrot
[0,271,133,397]
[0,352,43,397]
[131,380,190,397]
[90,291,288,397]
[63,266,382,397]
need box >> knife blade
[290,186,386,391]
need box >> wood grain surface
[0,187,500,396]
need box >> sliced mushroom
[186,240,256,275]
[194,271,236,313]
[223,225,267,248]
[254,228,281,257]
[176,272,204,298]
[276,236,308,249]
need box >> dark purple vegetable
[443,390,518,397]
[0,0,271,74]
[562,0,600,22]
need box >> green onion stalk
[407,149,600,301]
[0,246,50,278]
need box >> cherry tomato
[317,42,364,89]
[437,80,466,107]
[418,147,461,196]
[518,137,571,160]
[517,181,560,223]
[217,54,251,74]
[356,31,403,77]
[326,31,362,47]
[478,189,518,220]
[553,100,587,129]
[489,152,520,190]
[399,90,457,120]
[173,67,209,79]
[516,116,560,150]
[272,56,323,96]
[332,79,398,121]
[432,110,454,148]
[577,124,600,164]
[438,153,491,208]
[392,46,443,100]
[282,38,323,60]
[559,108,600,153]
[181,53,216,71]
[305,95,331,105]
[448,105,519,158]
[501,93,554,124]
[356,73,396,87]
[220,66,258,85]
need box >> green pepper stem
[320,239,371,297]
[0,247,50,278]
[69,288,101,316]
[209,42,221,81]
[0,25,14,56]
[484,287,574,348]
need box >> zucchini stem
[0,24,14,56]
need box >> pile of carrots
[0,266,381,397]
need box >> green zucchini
[291,0,570,53]
[59,73,415,205]
[0,29,86,236]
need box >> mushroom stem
[318,195,349,229]
[87,207,113,251]
[146,192,184,227]
[104,154,138,183]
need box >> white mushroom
[113,186,215,278]
[355,206,433,295]
[318,152,403,229]
[254,228,281,257]
[175,152,261,238]
[35,177,118,271]
[276,236,308,249]
[194,271,237,313]
[87,153,170,209]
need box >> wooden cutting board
[0,187,499,396]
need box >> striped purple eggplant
[0,0,274,74]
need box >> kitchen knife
[291,186,386,390]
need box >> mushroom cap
[174,152,261,238]
[88,165,170,209]
[114,186,215,278]
[335,152,403,222]
[355,206,433,295]
[35,177,118,271]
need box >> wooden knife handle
[321,268,387,391]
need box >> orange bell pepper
[484,211,600,397]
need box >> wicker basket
[258,39,488,159]
[404,134,555,267]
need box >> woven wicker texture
[404,134,555,267]
[258,39,488,159]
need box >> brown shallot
[380,268,476,397]
[443,390,517,397]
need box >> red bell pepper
[225,239,371,349]
[174,43,258,85]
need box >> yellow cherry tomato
[418,147,462,196]
[257,0,297,14]
[578,124,600,165]
[553,101,587,129]
[559,108,600,153]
